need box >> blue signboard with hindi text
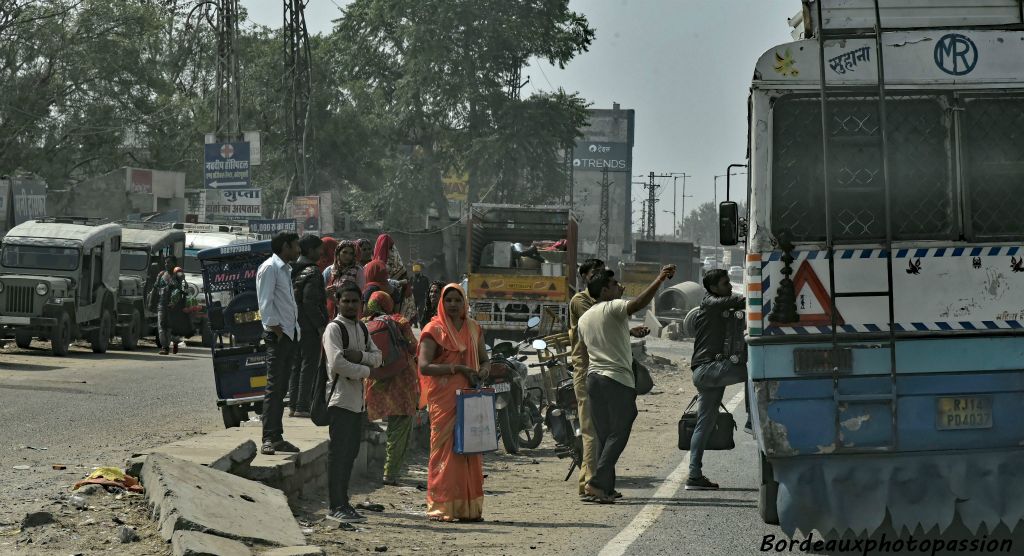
[204,142,251,189]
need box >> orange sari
[419,284,484,522]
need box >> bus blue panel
[758,370,1024,455]
[749,335,1024,380]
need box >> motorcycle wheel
[497,407,520,454]
[518,400,543,449]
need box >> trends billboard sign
[573,141,630,173]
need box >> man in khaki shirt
[578,264,675,503]
[568,259,606,500]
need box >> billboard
[204,189,261,222]
[204,142,251,189]
[572,141,629,173]
[249,218,297,238]
[11,178,46,226]
[289,196,321,233]
[128,169,153,194]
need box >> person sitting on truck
[686,268,748,491]
[567,258,606,501]
[577,265,674,504]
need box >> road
[0,339,221,530]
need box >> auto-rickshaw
[197,240,272,428]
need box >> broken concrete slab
[126,435,257,476]
[172,530,251,556]
[259,547,325,556]
[143,454,305,547]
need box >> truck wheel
[758,452,780,525]
[121,309,141,351]
[497,406,520,454]
[15,333,32,349]
[51,313,71,357]
[91,310,112,354]
[221,405,242,428]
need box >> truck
[466,204,577,340]
[0,217,122,355]
[620,239,701,298]
[724,0,1024,536]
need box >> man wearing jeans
[686,268,748,490]
[256,231,302,455]
[577,264,676,503]
[288,234,328,418]
[323,284,384,523]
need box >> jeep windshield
[1,244,80,271]
[120,248,150,271]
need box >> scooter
[483,316,545,454]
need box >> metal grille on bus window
[771,95,954,242]
[962,97,1024,238]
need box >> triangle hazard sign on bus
[791,261,844,326]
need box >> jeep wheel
[121,309,141,351]
[91,310,112,354]
[15,333,32,349]
[51,313,71,356]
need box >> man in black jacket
[686,268,748,491]
[288,234,329,418]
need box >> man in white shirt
[577,264,675,503]
[324,284,386,523]
[256,231,302,455]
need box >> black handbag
[677,395,736,450]
[633,360,654,395]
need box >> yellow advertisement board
[469,274,568,300]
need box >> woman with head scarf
[363,291,419,485]
[419,280,446,328]
[416,284,490,522]
[356,238,373,266]
[318,236,338,272]
[324,240,365,319]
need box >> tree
[330,0,594,277]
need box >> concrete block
[143,454,305,547]
[172,531,251,556]
[127,438,257,476]
[246,455,297,482]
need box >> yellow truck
[466,204,578,339]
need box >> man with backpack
[363,290,419,486]
[289,234,328,418]
[150,255,188,355]
[322,284,386,523]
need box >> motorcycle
[532,341,583,481]
[483,316,545,454]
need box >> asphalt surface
[0,339,221,527]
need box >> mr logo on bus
[934,33,978,76]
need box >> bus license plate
[936,396,992,430]
[492,382,511,393]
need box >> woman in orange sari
[417,284,490,522]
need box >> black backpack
[309,320,370,426]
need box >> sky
[243,0,797,235]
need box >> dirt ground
[294,336,697,556]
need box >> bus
[722,0,1024,536]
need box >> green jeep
[118,224,186,350]
[0,217,122,356]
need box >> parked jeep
[119,224,186,350]
[0,217,122,356]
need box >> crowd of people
[254,230,748,524]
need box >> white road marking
[599,388,747,556]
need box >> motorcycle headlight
[35,283,49,296]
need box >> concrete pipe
[655,281,704,322]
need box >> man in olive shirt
[578,264,676,503]
[568,258,606,500]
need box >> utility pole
[214,0,241,141]
[671,173,691,238]
[284,0,311,196]
[597,168,612,260]
[640,172,675,239]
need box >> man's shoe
[273,439,300,453]
[584,483,615,504]
[612,490,623,499]
[744,421,754,435]
[261,440,276,455]
[288,409,296,418]
[172,342,179,354]
[685,475,720,491]
[158,348,169,355]
[326,506,366,523]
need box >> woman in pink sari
[417,284,490,522]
